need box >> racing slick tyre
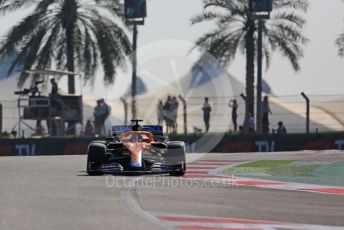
[167,142,186,177]
[87,142,106,176]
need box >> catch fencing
[1,94,344,137]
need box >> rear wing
[112,125,163,136]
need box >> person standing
[262,96,272,134]
[164,95,172,112]
[229,99,238,131]
[35,120,46,136]
[171,96,179,132]
[48,78,60,136]
[50,78,58,95]
[84,119,95,137]
[276,121,287,135]
[157,100,164,125]
[202,97,212,133]
[244,113,255,134]
[94,99,110,136]
[163,95,174,133]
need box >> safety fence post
[178,95,187,134]
[301,92,310,134]
[120,97,128,126]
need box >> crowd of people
[157,95,179,133]
[78,98,111,137]
[32,85,284,136]
[199,96,287,135]
[23,74,286,137]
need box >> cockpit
[121,132,153,143]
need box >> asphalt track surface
[1,151,344,230]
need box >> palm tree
[0,0,131,94]
[336,1,344,58]
[191,0,308,118]
[337,33,344,57]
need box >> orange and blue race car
[86,120,186,176]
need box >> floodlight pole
[124,0,147,120]
[131,24,138,120]
[249,0,272,135]
[256,18,263,135]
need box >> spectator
[277,121,287,135]
[229,99,238,131]
[94,99,111,136]
[171,96,179,132]
[163,95,175,133]
[163,95,172,111]
[48,78,62,135]
[157,100,164,125]
[36,120,46,136]
[202,97,212,133]
[244,113,255,134]
[262,96,272,134]
[84,120,95,137]
[50,78,58,95]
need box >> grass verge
[225,160,319,177]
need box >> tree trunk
[66,26,75,94]
[64,0,77,134]
[245,29,255,119]
[64,0,77,94]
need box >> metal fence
[1,94,344,137]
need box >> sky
[139,0,344,97]
[0,0,344,99]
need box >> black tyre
[87,142,106,175]
[169,161,186,176]
[167,142,186,177]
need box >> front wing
[88,161,184,174]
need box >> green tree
[0,0,131,94]
[191,0,308,118]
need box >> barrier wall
[0,138,93,156]
[1,134,344,156]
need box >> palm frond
[190,12,222,25]
[16,27,48,86]
[273,0,309,12]
[36,20,61,69]
[0,0,131,89]
[272,12,306,28]
[0,0,28,15]
[0,11,46,59]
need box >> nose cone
[129,142,143,167]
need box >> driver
[132,124,142,131]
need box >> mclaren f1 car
[86,120,186,176]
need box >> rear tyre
[87,142,106,176]
[167,142,186,177]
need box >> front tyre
[169,161,186,176]
[87,142,106,176]
[167,142,186,177]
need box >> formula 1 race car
[86,120,186,176]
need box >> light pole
[249,0,272,135]
[256,18,264,134]
[131,24,138,119]
[124,0,146,120]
